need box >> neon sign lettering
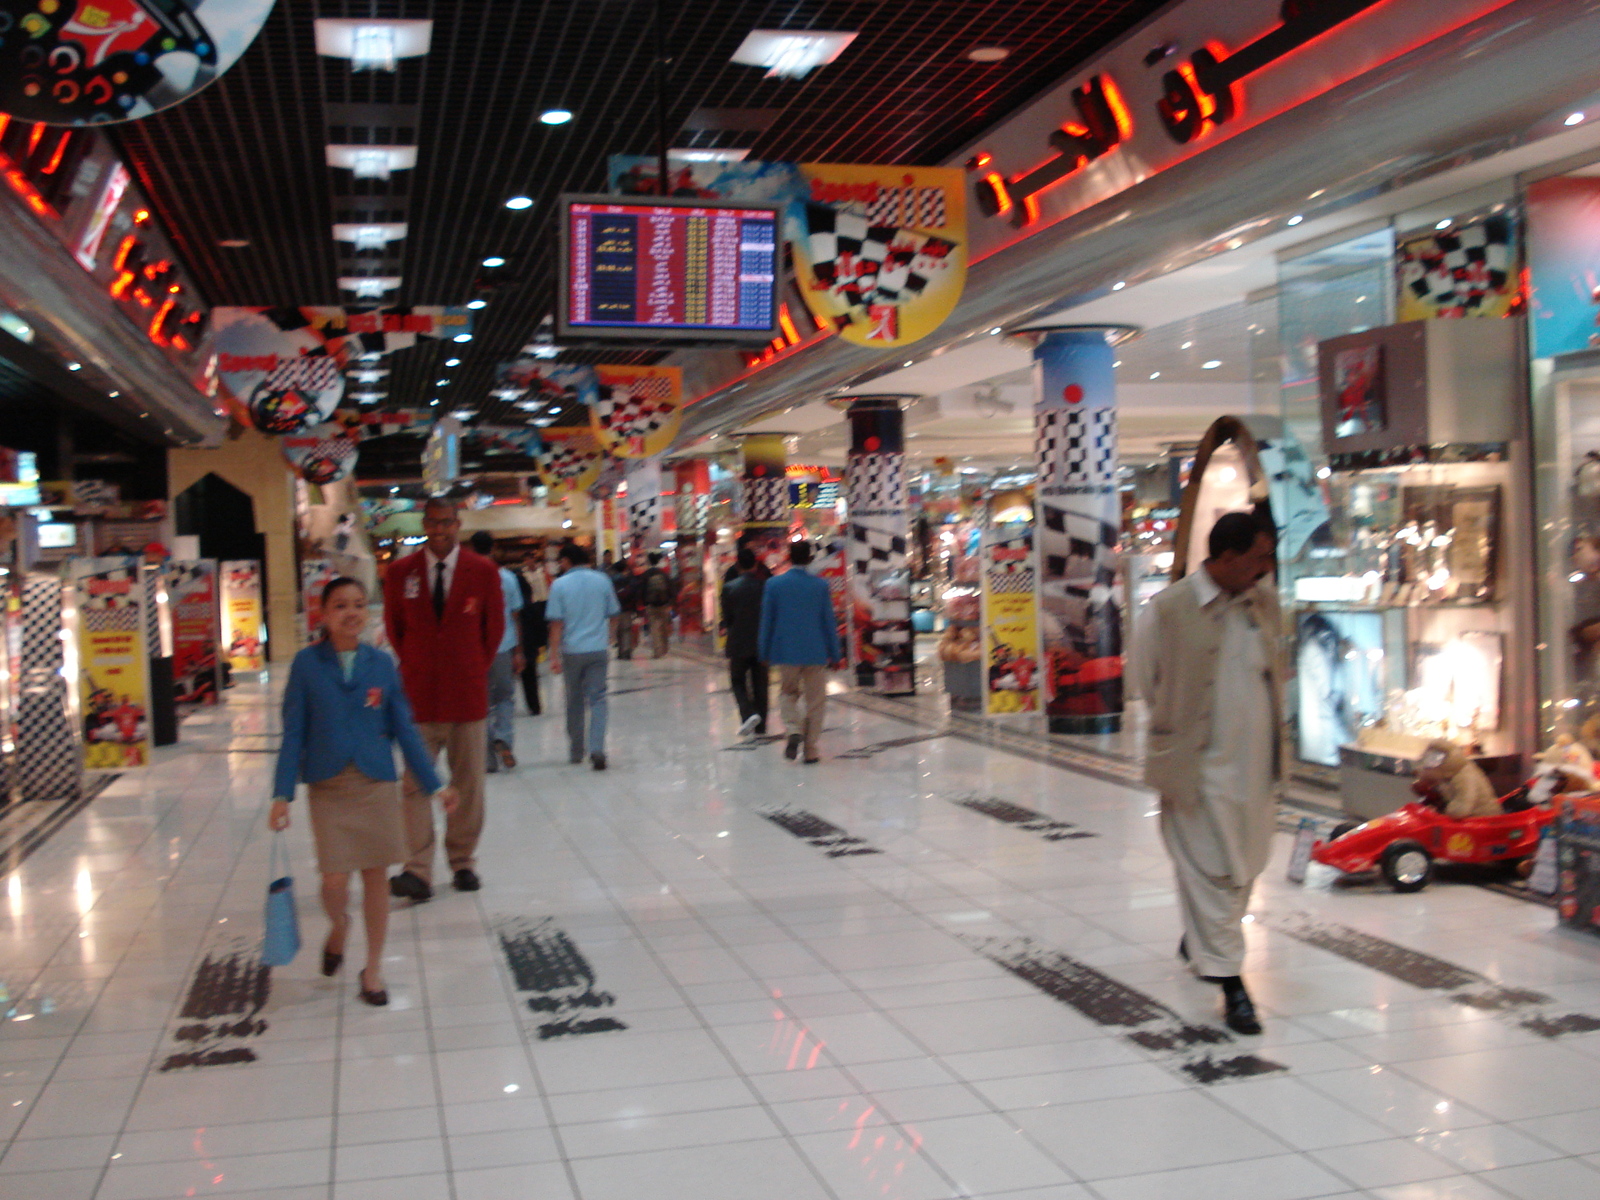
[973,75,1130,225]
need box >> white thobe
[1155,567,1276,979]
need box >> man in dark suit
[720,547,768,736]
[383,498,505,900]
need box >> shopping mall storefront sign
[960,0,1520,259]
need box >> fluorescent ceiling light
[505,195,534,210]
[332,222,407,249]
[481,257,505,268]
[530,345,560,359]
[337,275,402,297]
[539,109,573,125]
[445,358,461,366]
[350,392,386,403]
[314,19,433,68]
[466,299,487,310]
[326,145,418,179]
[453,334,473,343]
[730,29,857,79]
[668,148,750,163]
[348,369,389,382]
[1567,112,1586,126]
[1202,360,1222,369]
[966,46,1009,63]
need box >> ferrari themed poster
[72,561,151,770]
[1395,214,1519,321]
[169,560,221,705]
[220,560,265,671]
[591,365,683,458]
[535,427,605,499]
[981,526,1040,715]
[793,164,967,348]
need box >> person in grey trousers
[546,542,621,771]
[469,532,524,772]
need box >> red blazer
[383,547,505,723]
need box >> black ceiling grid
[109,0,1167,478]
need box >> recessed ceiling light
[108,389,119,397]
[313,19,432,69]
[66,362,81,371]
[481,256,505,268]
[466,299,487,310]
[966,46,1010,63]
[453,334,473,343]
[1149,371,1160,379]
[539,109,573,125]
[436,379,449,386]
[1435,218,1452,230]
[1355,296,1367,304]
[1567,112,1586,126]
[1112,360,1121,368]
[1180,341,1193,350]
[1287,214,1304,226]
[903,360,914,368]
[1111,281,1126,291]
[218,238,250,248]
[988,327,1002,335]
[504,196,534,210]
[730,30,857,79]
[1202,360,1222,369]
[445,358,461,366]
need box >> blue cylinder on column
[1032,328,1124,734]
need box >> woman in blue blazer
[269,577,457,1006]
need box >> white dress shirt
[424,544,460,606]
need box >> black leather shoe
[452,868,481,892]
[1177,936,1189,963]
[321,943,344,977]
[388,870,432,901]
[591,753,607,771]
[784,734,802,761]
[1219,978,1262,1035]
[358,967,388,1007]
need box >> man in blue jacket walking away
[758,540,843,764]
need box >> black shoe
[321,944,343,977]
[784,734,802,761]
[1177,936,1189,963]
[569,749,584,764]
[1219,977,1261,1035]
[388,871,432,902]
[591,753,607,771]
[452,868,481,892]
[803,755,820,765]
[358,967,388,1007]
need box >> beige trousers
[401,719,486,882]
[647,607,672,657]
[777,665,828,755]
[1160,800,1258,979]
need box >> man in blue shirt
[469,532,525,773]
[546,542,621,770]
[758,540,843,764]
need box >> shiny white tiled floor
[2,656,1599,1199]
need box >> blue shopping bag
[261,833,301,967]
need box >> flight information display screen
[558,196,781,342]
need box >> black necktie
[433,561,446,619]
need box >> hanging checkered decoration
[626,493,662,550]
[1396,214,1517,319]
[1036,408,1118,490]
[537,443,599,487]
[847,452,908,516]
[595,379,679,452]
[742,476,791,528]
[988,562,1038,593]
[804,204,955,323]
[15,575,81,802]
[848,524,906,576]
[863,186,949,230]
[674,492,711,539]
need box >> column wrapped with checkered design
[16,575,83,801]
[845,399,914,695]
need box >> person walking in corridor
[470,531,525,772]
[270,577,458,1006]
[758,540,842,764]
[382,498,504,900]
[721,546,768,736]
[640,551,676,658]
[547,542,620,770]
[1132,510,1282,1036]
[517,551,549,715]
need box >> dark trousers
[729,655,769,730]
[520,657,541,715]
[520,607,545,715]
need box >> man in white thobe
[1133,511,1282,1034]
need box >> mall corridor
[1,657,1597,1200]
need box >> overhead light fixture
[445,358,461,366]
[1568,112,1586,126]
[1202,360,1222,369]
[530,344,560,360]
[332,222,407,250]
[1111,281,1126,291]
[218,238,250,249]
[966,46,1010,63]
[350,391,385,404]
[436,379,450,386]
[1180,341,1193,350]
[66,362,81,371]
[1435,218,1452,230]
[326,144,418,179]
[337,275,402,298]
[730,30,857,79]
[453,334,473,343]
[668,148,751,163]
[989,327,1002,335]
[313,19,432,69]
[539,109,573,125]
[505,195,534,210]
[466,299,488,310]
[482,256,505,268]
[348,369,388,383]
[1149,371,1160,379]
[1287,214,1304,226]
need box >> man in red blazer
[383,497,505,900]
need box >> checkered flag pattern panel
[1398,215,1515,317]
[1040,502,1119,588]
[537,445,593,484]
[264,354,340,394]
[16,575,81,801]
[1036,407,1118,489]
[988,563,1037,593]
[806,205,951,316]
[596,388,677,444]
[143,572,161,652]
[861,187,948,230]
[847,452,907,515]
[83,606,141,634]
[849,524,907,576]
[674,493,711,538]
[627,495,661,544]
[742,477,790,526]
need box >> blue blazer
[272,641,443,800]
[758,568,842,666]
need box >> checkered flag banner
[847,452,907,516]
[626,494,662,548]
[742,476,790,527]
[16,574,81,801]
[1040,502,1119,590]
[1397,214,1515,318]
[988,562,1037,593]
[595,385,679,447]
[1037,407,1118,491]
[82,605,140,634]
[79,567,139,612]
[674,492,711,538]
[537,444,597,484]
[862,186,949,230]
[849,523,907,576]
[264,353,341,395]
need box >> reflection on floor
[1,655,1599,1200]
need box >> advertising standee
[220,561,266,672]
[72,562,152,771]
[982,526,1041,716]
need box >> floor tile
[1087,1153,1354,1200]
[570,1138,833,1200]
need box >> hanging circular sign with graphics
[535,429,604,499]
[590,365,683,458]
[281,422,358,485]
[210,308,343,433]
[0,0,277,126]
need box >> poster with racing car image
[793,163,966,348]
[981,525,1041,715]
[168,560,221,705]
[280,422,358,485]
[0,0,276,127]
[220,560,264,671]
[71,560,151,771]
[591,365,683,458]
[534,427,605,500]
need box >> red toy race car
[1311,798,1555,892]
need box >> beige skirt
[307,765,407,874]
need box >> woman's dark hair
[1207,511,1275,559]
